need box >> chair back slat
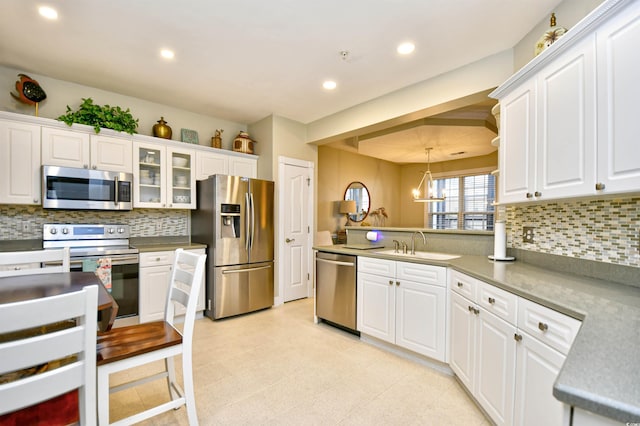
[0,327,86,374]
[0,286,87,333]
[0,247,70,277]
[0,285,97,422]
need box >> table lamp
[340,200,357,227]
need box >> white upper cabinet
[596,0,640,193]
[42,127,132,173]
[0,120,41,205]
[536,35,597,200]
[492,0,640,203]
[229,156,257,178]
[195,150,229,180]
[133,141,196,209]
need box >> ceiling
[326,98,499,163]
[0,0,562,126]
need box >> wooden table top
[0,271,119,331]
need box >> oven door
[42,165,132,210]
[70,254,139,318]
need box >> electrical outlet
[21,223,29,233]
[155,221,162,233]
[523,226,535,243]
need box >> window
[427,173,495,231]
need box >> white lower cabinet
[139,249,205,323]
[357,257,447,362]
[449,270,579,426]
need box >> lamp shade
[339,200,357,214]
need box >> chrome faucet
[392,240,400,253]
[411,231,426,255]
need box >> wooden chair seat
[97,321,182,366]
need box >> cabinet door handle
[514,333,523,342]
[595,182,605,191]
[389,280,394,286]
[457,282,463,288]
[538,322,549,332]
[526,192,533,199]
[396,281,400,286]
[474,308,480,315]
[534,191,542,197]
[488,297,495,304]
[468,305,474,312]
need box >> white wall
[0,65,247,150]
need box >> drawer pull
[457,282,463,288]
[526,192,533,199]
[538,322,549,332]
[468,305,474,312]
[514,333,523,342]
[156,257,161,261]
[488,297,495,304]
[595,182,605,191]
[474,308,480,315]
[534,191,542,197]
[396,281,400,286]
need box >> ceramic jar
[152,117,172,139]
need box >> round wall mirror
[344,181,370,223]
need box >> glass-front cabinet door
[167,147,195,209]
[134,141,166,208]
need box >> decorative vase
[233,131,256,154]
[535,13,567,56]
[152,117,172,139]
[211,129,223,149]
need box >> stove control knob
[118,227,125,234]
[108,228,115,234]
[50,228,57,235]
[61,228,69,235]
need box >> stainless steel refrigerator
[192,175,274,319]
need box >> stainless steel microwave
[42,165,133,210]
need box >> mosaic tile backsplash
[506,197,640,267]
[0,206,189,239]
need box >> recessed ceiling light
[323,80,337,90]
[39,6,58,20]
[160,49,175,60]
[397,42,415,55]
[450,151,467,156]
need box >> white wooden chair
[0,247,70,277]
[0,285,98,425]
[96,249,206,425]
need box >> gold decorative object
[535,13,567,56]
[233,131,256,154]
[152,117,172,139]
[211,129,223,149]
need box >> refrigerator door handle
[245,192,251,251]
[250,192,255,250]
[222,265,272,274]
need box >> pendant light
[412,147,446,202]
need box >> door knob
[285,238,295,243]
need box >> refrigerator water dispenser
[221,204,241,238]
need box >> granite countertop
[129,237,207,253]
[314,244,640,423]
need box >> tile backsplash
[0,206,189,239]
[506,196,640,267]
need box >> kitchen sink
[374,249,460,261]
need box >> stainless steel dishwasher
[315,251,358,333]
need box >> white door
[279,157,313,303]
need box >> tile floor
[108,298,489,425]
